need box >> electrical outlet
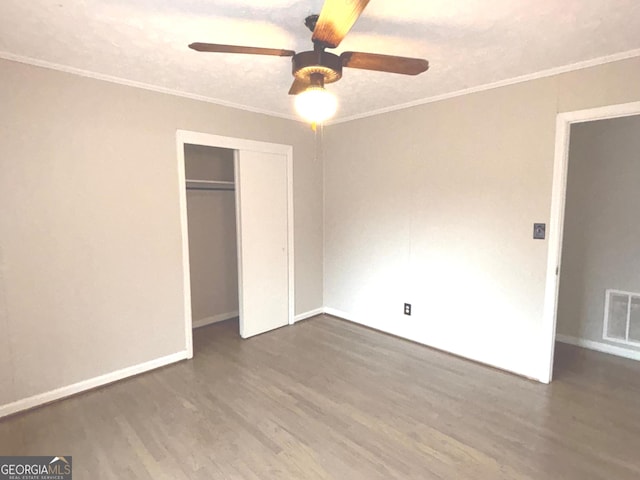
[404,303,411,316]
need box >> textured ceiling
[1,0,640,121]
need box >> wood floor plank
[1,315,640,479]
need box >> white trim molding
[3,48,639,126]
[323,307,357,322]
[0,351,188,419]
[541,101,640,383]
[0,51,299,122]
[329,49,640,125]
[192,311,239,329]
[556,334,640,362]
[294,308,325,323]
[323,307,543,382]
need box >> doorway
[176,131,295,358]
[541,101,640,383]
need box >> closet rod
[186,179,235,191]
[186,185,235,191]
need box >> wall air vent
[604,289,640,347]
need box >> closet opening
[184,144,240,350]
[177,130,295,359]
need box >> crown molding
[328,48,640,125]
[3,48,640,126]
[0,51,301,122]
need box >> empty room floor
[1,315,639,479]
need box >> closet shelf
[186,179,235,191]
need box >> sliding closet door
[235,150,289,338]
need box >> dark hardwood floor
[1,315,639,479]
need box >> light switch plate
[533,223,546,240]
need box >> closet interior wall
[184,144,239,329]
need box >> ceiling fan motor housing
[292,51,342,85]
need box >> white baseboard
[323,307,545,382]
[294,308,325,323]
[555,334,640,362]
[0,350,188,419]
[192,311,239,329]
[323,307,356,322]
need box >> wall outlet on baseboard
[404,303,411,315]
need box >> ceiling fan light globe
[294,87,337,124]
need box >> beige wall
[2,53,640,410]
[184,145,238,325]
[556,115,640,351]
[323,57,640,381]
[0,58,322,407]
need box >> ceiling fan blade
[341,52,429,75]
[312,0,371,49]
[189,43,295,57]
[288,78,309,95]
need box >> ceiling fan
[189,0,429,124]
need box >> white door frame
[176,130,295,358]
[540,101,640,383]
